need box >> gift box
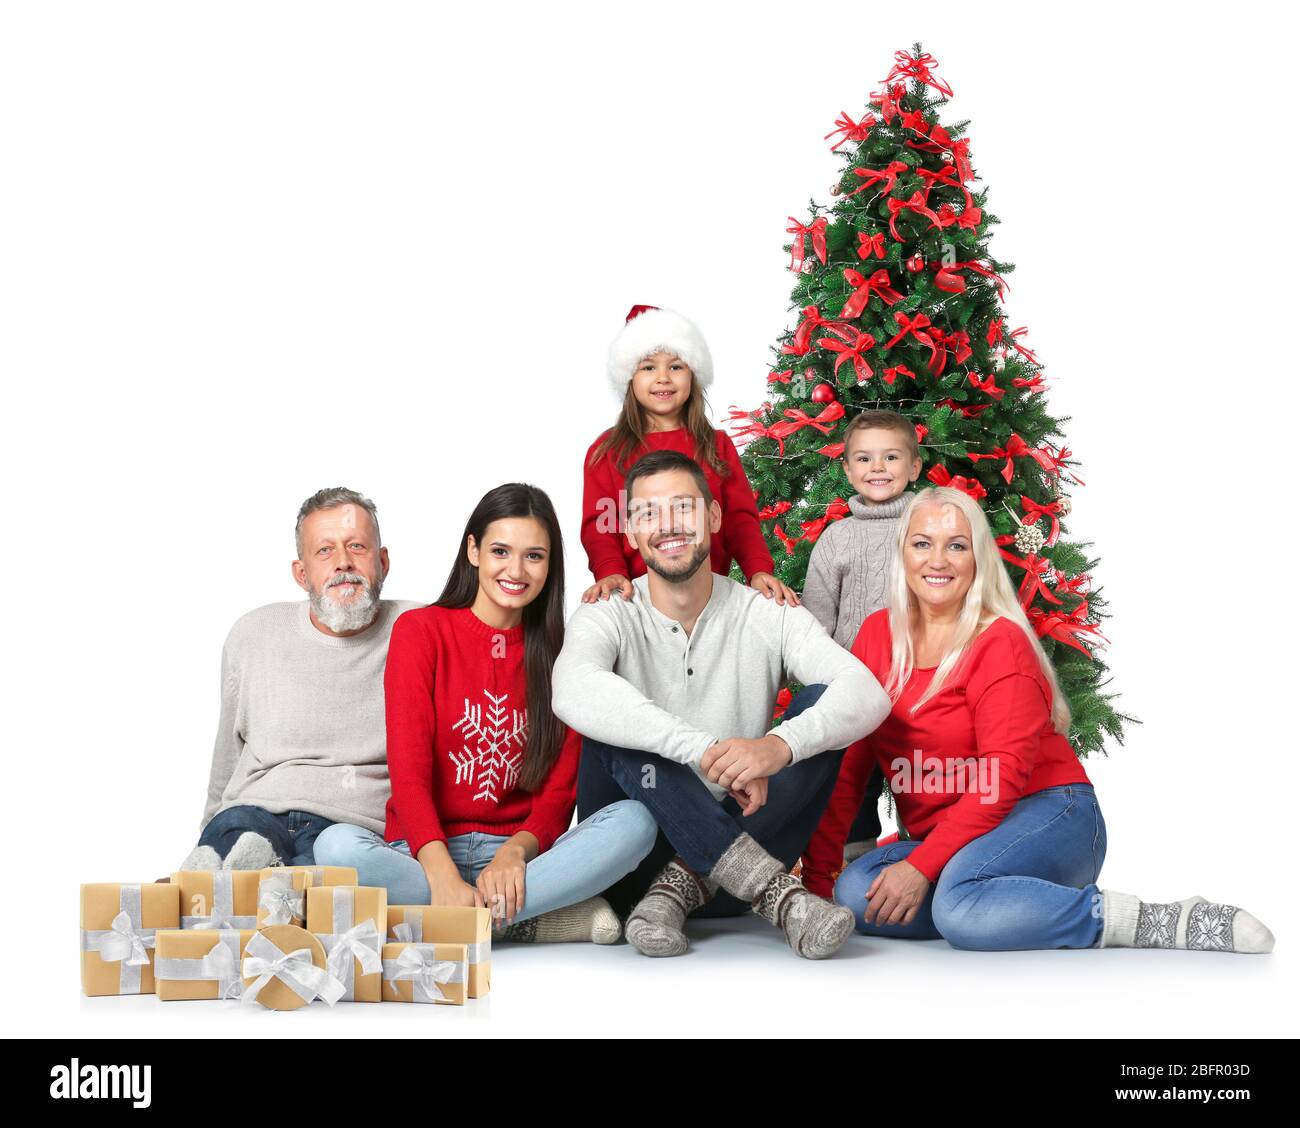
[387,906,491,998]
[282,865,358,887]
[154,929,254,1001]
[240,924,344,1010]
[80,882,181,996]
[255,868,312,927]
[380,943,468,1006]
[306,885,386,1003]
[171,870,260,930]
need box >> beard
[643,536,711,584]
[309,570,383,633]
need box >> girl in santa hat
[580,305,797,604]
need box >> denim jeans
[311,799,659,922]
[575,684,844,918]
[833,783,1108,950]
[197,805,335,866]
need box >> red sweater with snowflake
[581,426,775,583]
[383,604,580,859]
[801,610,1090,894]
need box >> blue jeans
[576,684,844,918]
[311,799,659,922]
[833,783,1108,950]
[197,805,335,866]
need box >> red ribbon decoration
[887,191,943,241]
[857,232,887,260]
[938,396,991,418]
[966,372,1004,401]
[800,496,851,544]
[868,82,906,124]
[1038,443,1086,485]
[915,424,928,442]
[758,500,793,521]
[786,216,828,273]
[899,107,928,134]
[841,268,904,317]
[968,433,1038,483]
[773,687,794,718]
[929,258,1008,300]
[726,405,770,448]
[817,329,877,384]
[783,305,852,356]
[884,311,942,374]
[768,400,847,455]
[883,364,917,386]
[774,525,801,556]
[767,370,792,384]
[818,442,846,459]
[883,49,954,98]
[825,110,876,151]
[995,534,1063,607]
[935,328,972,367]
[990,323,1039,364]
[1013,373,1047,393]
[926,465,987,500]
[845,160,908,199]
[1021,495,1065,545]
[1027,602,1109,654]
[907,124,973,183]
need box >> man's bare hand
[702,734,792,789]
[729,775,769,815]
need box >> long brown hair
[589,371,728,477]
[433,483,567,791]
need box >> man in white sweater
[553,451,891,959]
[180,487,419,872]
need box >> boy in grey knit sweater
[800,411,922,861]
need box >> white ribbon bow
[95,910,152,966]
[258,885,304,926]
[385,946,461,1003]
[325,920,383,983]
[240,933,345,1008]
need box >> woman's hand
[864,859,930,926]
[582,574,634,603]
[418,842,483,909]
[477,842,528,926]
[750,572,800,606]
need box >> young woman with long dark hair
[314,483,658,943]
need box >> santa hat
[606,305,713,398]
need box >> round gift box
[243,924,328,1011]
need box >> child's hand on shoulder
[582,574,635,604]
[750,572,800,606]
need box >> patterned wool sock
[707,833,786,902]
[179,845,221,872]
[752,871,856,959]
[1100,891,1275,953]
[221,831,280,871]
[496,897,622,945]
[626,859,714,957]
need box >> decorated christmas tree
[732,44,1134,757]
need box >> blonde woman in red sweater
[314,483,658,943]
[580,304,798,606]
[801,487,1274,954]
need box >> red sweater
[383,604,580,859]
[581,426,775,583]
[801,610,1090,893]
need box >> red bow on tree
[726,405,771,447]
[817,329,877,384]
[995,534,1064,608]
[783,305,852,356]
[841,268,904,317]
[1012,373,1047,393]
[857,232,887,260]
[968,433,1041,484]
[768,401,847,455]
[868,82,906,124]
[927,465,987,500]
[883,49,954,98]
[758,500,793,521]
[939,396,992,418]
[846,161,908,199]
[786,216,828,273]
[884,311,941,373]
[1027,602,1109,654]
[966,372,1004,401]
[1021,495,1066,545]
[800,496,851,544]
[883,364,917,386]
[825,111,876,151]
[887,192,943,241]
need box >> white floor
[60,913,1293,1039]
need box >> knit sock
[752,871,856,959]
[495,897,622,945]
[221,831,280,871]
[1100,891,1275,954]
[844,839,878,865]
[707,833,786,902]
[626,858,714,958]
[179,845,221,872]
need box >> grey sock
[752,871,855,959]
[707,833,785,902]
[179,845,221,872]
[496,897,622,945]
[1100,890,1275,953]
[222,831,280,871]
[626,859,713,958]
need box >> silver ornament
[1014,523,1045,556]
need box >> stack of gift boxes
[80,867,491,1010]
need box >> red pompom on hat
[606,304,714,398]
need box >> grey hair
[294,486,382,559]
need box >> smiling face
[902,501,976,615]
[293,504,388,635]
[630,351,693,428]
[625,466,720,583]
[843,425,922,503]
[466,516,551,622]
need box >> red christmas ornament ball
[811,383,836,404]
[906,253,926,273]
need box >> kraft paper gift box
[255,868,312,927]
[240,924,345,1011]
[380,943,468,1006]
[282,865,358,887]
[171,869,260,930]
[306,885,387,1003]
[154,929,254,1001]
[80,882,181,996]
[387,905,491,998]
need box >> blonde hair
[883,486,1072,735]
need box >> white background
[2,0,1294,1038]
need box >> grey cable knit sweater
[800,492,912,649]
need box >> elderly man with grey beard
[179,487,420,871]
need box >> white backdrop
[2,0,1293,1038]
